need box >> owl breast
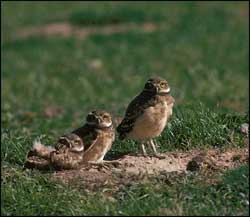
[82,130,114,163]
[127,101,172,140]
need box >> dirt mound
[52,146,249,190]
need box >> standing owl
[117,76,175,158]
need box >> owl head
[56,133,84,152]
[86,110,112,128]
[143,76,171,94]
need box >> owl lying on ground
[117,76,175,159]
[24,110,116,170]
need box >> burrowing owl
[72,109,115,164]
[25,133,84,170]
[50,133,84,170]
[24,110,116,170]
[117,76,175,158]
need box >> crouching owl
[24,110,115,170]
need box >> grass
[2,164,249,216]
[1,1,249,216]
[68,4,164,26]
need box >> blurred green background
[2,1,249,161]
[1,2,249,215]
[2,1,249,113]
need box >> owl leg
[141,143,148,157]
[149,139,165,159]
[149,139,157,153]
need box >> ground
[1,1,249,216]
[52,145,249,189]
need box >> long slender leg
[149,139,165,159]
[141,143,147,156]
[153,140,161,150]
[149,139,158,154]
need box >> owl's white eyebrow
[160,87,170,93]
[72,146,84,152]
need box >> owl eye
[160,82,166,87]
[103,115,109,120]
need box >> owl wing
[72,125,98,152]
[54,136,70,153]
[117,91,157,139]
[166,94,175,106]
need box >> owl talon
[86,161,110,170]
[86,160,122,170]
[137,153,151,159]
[103,160,122,168]
[153,154,166,160]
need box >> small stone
[186,155,204,171]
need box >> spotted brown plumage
[24,110,115,170]
[55,133,84,153]
[50,133,84,170]
[72,110,115,163]
[117,76,175,158]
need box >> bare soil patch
[52,145,249,190]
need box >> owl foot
[85,161,111,171]
[137,153,151,159]
[153,153,166,160]
[102,160,122,168]
[86,160,122,170]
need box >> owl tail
[31,140,55,159]
[24,140,55,170]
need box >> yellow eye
[160,82,166,87]
[103,115,109,120]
